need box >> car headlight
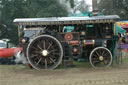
[80,31,86,36]
[20,37,29,43]
[22,39,26,43]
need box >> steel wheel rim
[89,47,112,68]
[27,35,63,70]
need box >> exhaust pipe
[92,0,99,16]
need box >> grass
[0,52,128,85]
[0,51,128,70]
[122,51,128,63]
[2,51,128,70]
[58,60,91,69]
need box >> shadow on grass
[58,60,91,69]
[0,51,128,73]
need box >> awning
[13,15,120,26]
[116,21,128,28]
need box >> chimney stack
[92,0,99,16]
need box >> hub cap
[99,56,104,61]
[42,50,48,56]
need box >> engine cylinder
[82,39,104,47]
[82,40,95,47]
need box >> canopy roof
[13,15,120,26]
[116,21,128,28]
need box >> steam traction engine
[13,15,120,70]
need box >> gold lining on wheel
[99,56,104,61]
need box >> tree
[98,0,128,20]
[25,0,69,17]
[74,0,89,13]
[0,0,28,45]
[0,0,69,45]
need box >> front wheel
[89,47,112,68]
[27,35,63,70]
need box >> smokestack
[92,0,99,16]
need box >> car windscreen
[0,42,7,48]
[24,27,45,39]
[24,30,38,38]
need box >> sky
[79,0,93,11]
[78,0,92,5]
[86,0,92,5]
[76,0,93,12]
[86,0,92,11]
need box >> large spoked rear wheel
[27,35,63,70]
[89,47,112,68]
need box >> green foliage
[69,0,75,8]
[74,0,89,13]
[0,0,89,45]
[98,0,128,20]
[0,0,69,45]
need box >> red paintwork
[123,49,128,53]
[0,47,22,58]
[69,41,79,44]
[65,33,73,40]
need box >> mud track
[0,65,128,85]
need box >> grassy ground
[0,51,128,85]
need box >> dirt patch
[0,65,128,85]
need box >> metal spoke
[37,45,43,51]
[27,35,63,69]
[93,54,98,57]
[92,57,99,61]
[49,49,57,54]
[99,49,102,55]
[90,47,112,68]
[93,60,100,63]
[36,58,42,66]
[48,54,56,58]
[102,50,105,56]
[49,57,56,64]
[54,53,60,55]
[103,60,108,65]
[47,42,53,50]
[32,47,38,50]
[43,40,46,49]
[104,57,110,60]
[30,54,38,58]
[45,58,47,69]
[104,52,109,57]
[93,61,100,65]
[33,51,41,54]
[99,61,104,66]
[95,51,100,57]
